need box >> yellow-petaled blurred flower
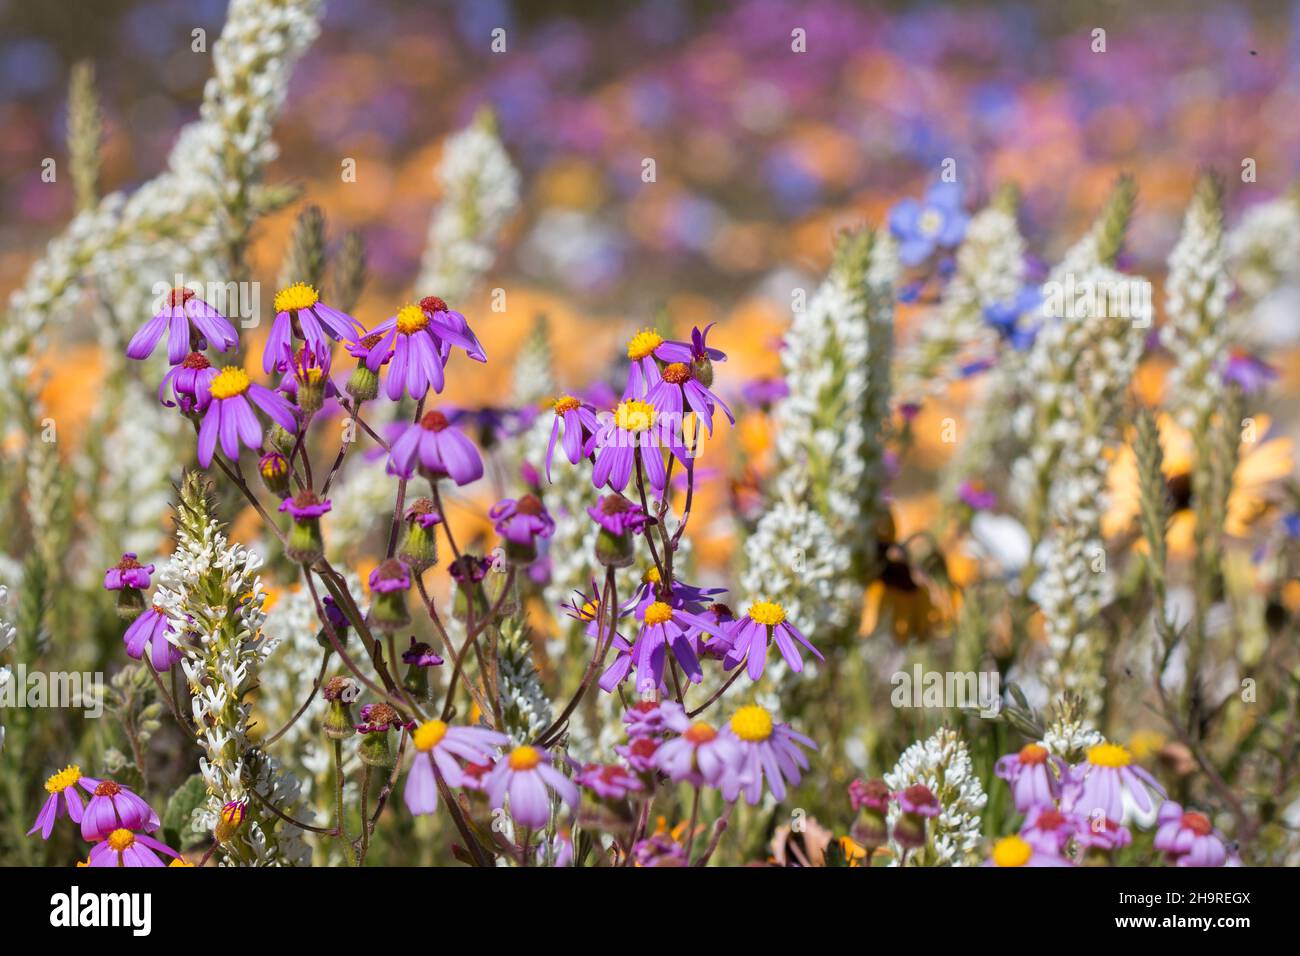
[1105,412,1293,554]
[169,857,195,867]
[863,554,941,643]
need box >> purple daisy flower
[104,553,153,591]
[158,351,218,413]
[403,719,509,816]
[587,399,681,492]
[79,778,160,841]
[1221,349,1277,394]
[401,638,444,668]
[982,834,1072,868]
[655,323,727,366]
[652,701,741,787]
[632,833,688,867]
[720,705,815,804]
[27,765,87,839]
[420,295,486,363]
[127,287,238,364]
[346,330,393,367]
[367,299,484,401]
[1072,815,1132,854]
[1019,806,1079,855]
[122,606,182,671]
[576,763,644,800]
[485,745,579,829]
[387,410,484,486]
[279,489,332,521]
[1153,802,1229,867]
[1061,742,1165,828]
[889,181,968,266]
[615,736,660,774]
[490,495,555,550]
[622,700,666,738]
[723,600,823,681]
[546,395,601,480]
[598,599,723,696]
[196,366,299,468]
[994,742,1067,813]
[587,494,650,535]
[262,283,364,375]
[86,829,179,868]
[647,361,735,435]
[695,602,736,660]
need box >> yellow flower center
[169,858,194,867]
[578,600,598,621]
[1087,742,1132,768]
[644,601,673,626]
[209,367,251,401]
[413,720,449,752]
[615,399,656,433]
[991,835,1033,867]
[627,328,663,360]
[643,567,661,585]
[918,208,945,238]
[107,828,136,852]
[508,745,542,771]
[274,282,319,313]
[45,765,81,794]
[553,395,581,415]
[730,705,774,743]
[748,601,786,627]
[396,304,429,335]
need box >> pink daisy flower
[79,779,160,841]
[387,410,484,486]
[262,283,363,375]
[1018,806,1079,855]
[576,763,643,800]
[546,395,601,480]
[485,745,579,829]
[127,288,238,364]
[1153,801,1229,867]
[196,366,299,467]
[403,720,509,816]
[720,705,816,805]
[367,298,484,400]
[1062,742,1164,828]
[158,351,219,413]
[28,765,87,839]
[86,828,180,868]
[723,600,823,681]
[995,742,1067,813]
[652,702,741,787]
[123,606,182,671]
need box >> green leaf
[163,773,210,851]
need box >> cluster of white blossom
[1162,180,1230,431]
[1041,712,1104,762]
[884,726,987,866]
[1024,264,1150,705]
[753,229,896,632]
[417,110,521,303]
[154,478,310,866]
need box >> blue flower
[984,286,1043,351]
[889,182,969,266]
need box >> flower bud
[259,452,291,499]
[322,677,356,740]
[398,499,441,572]
[115,587,146,622]
[595,526,635,568]
[345,362,379,403]
[367,559,412,634]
